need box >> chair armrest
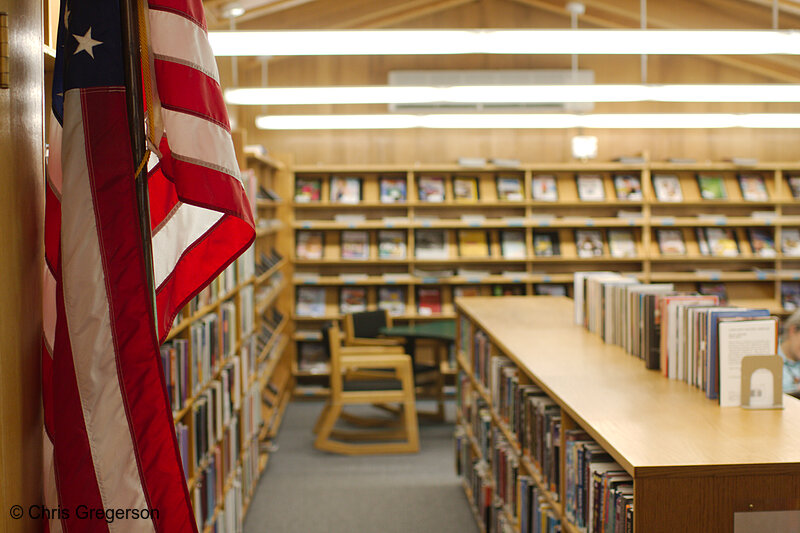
[342,346,405,355]
[341,353,411,370]
[348,337,405,347]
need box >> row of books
[161,339,190,412]
[576,272,778,405]
[190,357,241,472]
[256,248,283,277]
[295,172,800,203]
[254,307,285,357]
[192,459,245,532]
[298,226,800,260]
[186,252,256,315]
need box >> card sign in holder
[740,355,783,409]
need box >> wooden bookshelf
[455,296,800,533]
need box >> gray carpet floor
[243,400,479,533]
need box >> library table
[456,296,800,533]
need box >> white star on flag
[73,28,102,58]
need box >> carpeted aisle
[243,400,479,533]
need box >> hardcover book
[295,287,326,317]
[533,231,560,257]
[454,286,481,298]
[500,230,526,259]
[339,287,367,314]
[458,229,490,257]
[652,174,683,202]
[296,231,324,260]
[782,282,800,311]
[656,228,687,256]
[417,175,446,202]
[378,287,406,316]
[698,283,729,305]
[613,174,643,201]
[696,228,711,255]
[496,175,524,201]
[531,175,558,202]
[453,176,479,202]
[297,342,328,373]
[330,176,362,204]
[705,227,739,256]
[379,177,407,203]
[738,173,769,202]
[575,229,604,257]
[340,230,369,260]
[294,177,321,203]
[417,287,442,315]
[782,228,800,256]
[696,174,727,200]
[608,229,637,258]
[415,229,449,259]
[787,175,800,199]
[377,230,407,260]
[747,228,776,257]
[534,284,567,296]
[576,174,606,202]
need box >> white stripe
[42,432,64,533]
[47,112,63,195]
[149,9,219,83]
[152,201,223,287]
[162,108,240,180]
[60,90,155,533]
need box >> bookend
[740,355,784,409]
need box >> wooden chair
[344,310,445,421]
[313,323,419,455]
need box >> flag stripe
[161,109,240,179]
[153,59,229,130]
[42,432,64,533]
[148,0,207,32]
[148,9,218,83]
[61,89,154,533]
[80,88,197,533]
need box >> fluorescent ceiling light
[227,84,800,105]
[209,29,800,56]
[255,113,800,130]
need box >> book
[417,175,446,202]
[783,228,800,256]
[500,230,527,259]
[705,227,739,257]
[782,282,800,310]
[531,175,558,202]
[458,229,490,257]
[295,287,326,317]
[297,342,328,373]
[379,177,407,203]
[608,229,637,258]
[377,230,407,259]
[453,176,479,202]
[697,283,729,305]
[295,231,324,260]
[294,177,321,203]
[415,229,449,259]
[534,284,567,296]
[576,174,606,202]
[696,174,727,200]
[533,231,560,257]
[575,229,604,257]
[738,173,769,201]
[613,174,643,201]
[330,176,361,204]
[747,228,776,257]
[378,287,405,316]
[718,316,778,407]
[652,174,683,202]
[417,287,442,315]
[696,228,711,255]
[339,287,367,314]
[787,175,800,199]
[491,285,523,296]
[454,286,481,298]
[340,230,369,260]
[656,228,686,256]
[496,175,524,201]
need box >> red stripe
[154,59,230,131]
[147,165,179,229]
[44,184,61,271]
[41,339,55,439]
[148,0,207,31]
[52,256,109,533]
[82,90,197,533]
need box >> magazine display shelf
[455,296,800,533]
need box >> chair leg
[314,402,341,451]
[312,400,332,435]
[399,365,420,452]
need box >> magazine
[378,230,407,259]
[418,176,446,202]
[656,228,687,256]
[531,175,558,201]
[652,174,683,202]
[496,175,524,201]
[738,174,769,202]
[379,177,407,203]
[341,230,369,260]
[613,174,643,201]
[576,174,606,201]
[575,229,604,257]
[296,231,324,260]
[330,176,362,204]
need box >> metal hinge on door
[0,13,8,89]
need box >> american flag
[43,0,254,530]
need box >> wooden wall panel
[0,0,44,531]
[224,1,800,165]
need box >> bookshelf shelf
[455,296,800,533]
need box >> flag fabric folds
[42,0,254,530]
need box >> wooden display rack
[455,296,800,533]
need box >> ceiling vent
[387,69,595,113]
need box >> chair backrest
[344,310,392,344]
[326,323,343,396]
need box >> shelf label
[505,218,524,227]
[466,277,482,283]
[660,217,675,226]
[794,274,800,281]
[344,280,356,285]
[301,222,312,229]
[385,222,394,228]
[348,223,357,229]
[537,219,551,227]
[756,271,767,280]
[714,218,727,226]
[710,273,721,281]
[422,277,438,284]
[303,280,318,285]
[585,219,595,226]
[468,221,482,227]
[543,275,551,283]
[423,221,432,227]
[385,279,396,284]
